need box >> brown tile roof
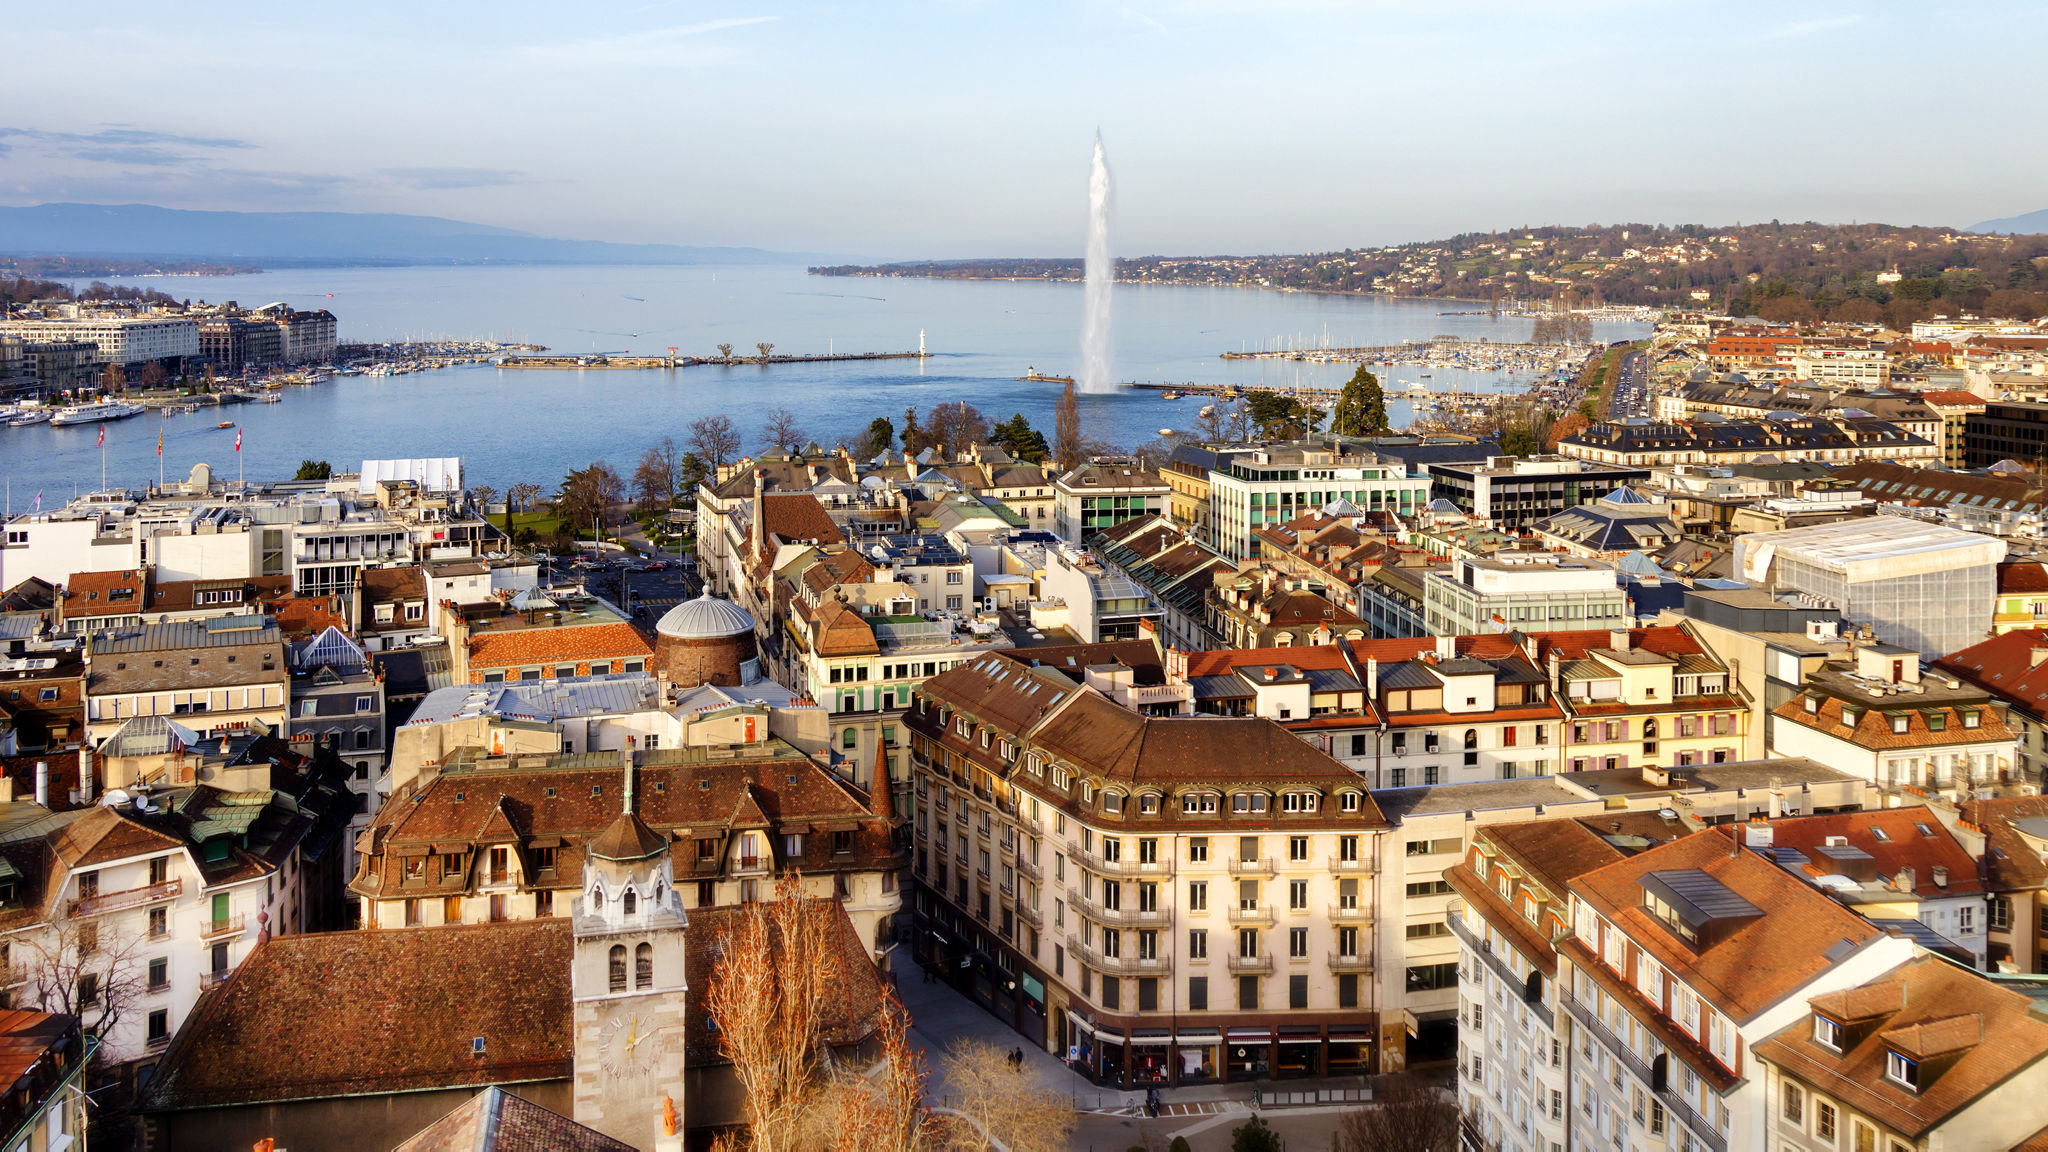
[1919,389,1988,407]
[1762,809,1983,896]
[1570,827,1884,1023]
[469,622,653,671]
[61,569,146,617]
[810,599,880,658]
[143,920,575,1110]
[760,493,845,550]
[1958,794,2048,891]
[2001,564,2048,595]
[1446,862,1563,975]
[680,902,887,1066]
[51,804,185,869]
[147,574,292,614]
[996,640,1166,686]
[1938,629,2048,716]
[0,1010,72,1089]
[360,565,429,603]
[1771,692,2014,750]
[916,657,1077,736]
[1753,955,2048,1139]
[1480,819,1626,905]
[394,1086,633,1152]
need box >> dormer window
[1281,792,1318,813]
[1889,713,1909,734]
[1963,710,1982,729]
[1103,792,1123,814]
[1139,793,1160,815]
[1231,793,1269,814]
[1182,792,1218,815]
[1813,1015,1842,1051]
[1885,1050,1919,1089]
[1840,706,1860,728]
[1339,791,1361,813]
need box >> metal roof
[1641,869,1763,928]
[406,673,661,727]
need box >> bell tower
[571,762,689,1150]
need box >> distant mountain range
[0,203,823,267]
[1969,208,2048,235]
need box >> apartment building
[0,315,200,366]
[1769,645,2017,796]
[1560,418,1938,470]
[350,739,904,957]
[0,1011,91,1152]
[1749,809,1988,969]
[1051,459,1170,544]
[1207,568,1369,649]
[1423,552,1629,637]
[1752,955,2048,1152]
[443,591,653,685]
[82,616,289,744]
[1935,628,2048,782]
[1532,627,1750,774]
[1087,515,1233,653]
[1424,456,1650,529]
[907,657,1391,1084]
[1207,441,1425,561]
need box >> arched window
[636,942,654,989]
[1464,729,1479,750]
[593,887,606,910]
[609,944,627,993]
[1643,719,1659,741]
[623,889,638,916]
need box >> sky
[0,1,2041,259]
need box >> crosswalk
[1084,1099,1249,1119]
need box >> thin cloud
[378,167,528,191]
[513,16,776,67]
[1761,14,1861,40]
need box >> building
[1528,490,1686,560]
[1422,552,1628,637]
[1734,517,2005,657]
[1921,390,1988,468]
[0,1011,91,1152]
[351,739,904,959]
[1425,455,1651,528]
[1206,440,1426,561]
[446,591,654,685]
[1051,459,1170,543]
[1769,645,2017,796]
[1937,629,2048,782]
[1561,418,1939,470]
[1532,625,1751,774]
[1964,401,2048,469]
[906,656,1393,1084]
[1087,515,1233,653]
[82,616,290,744]
[1957,794,2048,974]
[1160,445,1245,544]
[1039,544,1165,643]
[0,315,200,366]
[1752,955,2048,1152]
[1753,810,1988,969]
[287,626,388,830]
[1206,568,1369,649]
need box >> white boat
[49,400,146,426]
[7,409,52,428]
[257,391,282,403]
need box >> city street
[1607,347,1651,420]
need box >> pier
[1219,337,1589,375]
[498,350,933,371]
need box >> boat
[218,421,236,429]
[49,400,146,426]
[257,392,282,403]
[7,409,52,428]
[1160,390,1180,400]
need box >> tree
[706,876,846,1152]
[557,462,624,539]
[939,1039,1077,1152]
[634,437,684,509]
[19,919,148,1051]
[689,414,742,473]
[718,343,736,362]
[1170,1140,1193,1152]
[1329,365,1390,438]
[100,363,125,396]
[1333,1075,1459,1152]
[1230,1115,1282,1152]
[139,360,167,390]
[823,994,941,1152]
[762,408,808,453]
[860,416,897,458]
[1244,390,1321,440]
[901,407,928,455]
[757,342,776,360]
[1054,381,1084,471]
[1832,298,1884,324]
[925,401,989,456]
[294,460,332,481]
[990,413,1049,462]
[677,452,710,501]
[470,484,499,528]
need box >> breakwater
[499,350,932,370]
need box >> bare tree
[507,481,544,515]
[756,342,776,360]
[1054,381,1083,471]
[1334,1075,1460,1152]
[822,992,940,1152]
[761,408,808,453]
[939,1039,1076,1152]
[19,919,148,1050]
[139,360,168,390]
[1193,400,1235,445]
[689,414,743,474]
[100,363,125,397]
[707,875,845,1152]
[470,484,499,529]
[718,343,736,362]
[634,437,683,509]
[924,401,989,457]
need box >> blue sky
[0,2,2039,257]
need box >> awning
[1066,1011,1096,1038]
[1133,1029,1171,1040]
[1227,1028,1272,1041]
[1173,1032,1222,1044]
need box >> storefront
[1327,1035,1375,1076]
[1175,1031,1220,1083]
[1019,973,1049,1048]
[1226,1030,1271,1080]
[1276,1028,1323,1079]
[1130,1030,1172,1086]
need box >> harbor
[1219,335,1594,378]
[497,348,933,370]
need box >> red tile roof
[2000,565,2048,595]
[61,569,146,617]
[760,493,845,550]
[1762,810,1983,896]
[469,622,653,671]
[1772,692,2014,750]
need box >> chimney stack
[78,747,94,804]
[34,760,48,808]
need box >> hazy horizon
[2,1,2041,260]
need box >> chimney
[1745,822,1774,849]
[752,469,768,560]
[34,760,48,808]
[1897,866,1915,892]
[1366,656,1379,698]
[1435,634,1455,660]
[1932,865,1949,889]
[78,747,94,804]
[1608,629,1631,652]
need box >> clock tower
[571,768,689,1151]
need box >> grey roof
[101,714,205,758]
[1303,667,1362,693]
[90,615,281,653]
[654,589,755,640]
[1188,674,1252,700]
[405,673,661,727]
[1370,777,1587,820]
[0,616,42,642]
[1641,869,1763,926]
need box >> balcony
[1016,855,1042,883]
[201,915,247,940]
[1227,856,1276,877]
[734,855,771,877]
[1328,901,1371,923]
[1017,903,1043,928]
[1327,854,1374,875]
[1227,904,1275,927]
[1226,952,1274,975]
[1067,935,1168,976]
[1326,954,1373,975]
[1067,847,1167,878]
[199,969,234,989]
[1559,992,1724,1152]
[69,878,183,918]
[1073,894,1168,928]
[1446,909,1553,1029]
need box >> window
[148,1009,169,1044]
[1817,1101,1836,1140]
[77,870,99,900]
[1813,1015,1841,1051]
[1188,975,1208,1010]
[1231,793,1269,814]
[1289,927,1308,957]
[1238,975,1260,1010]
[1238,928,1259,958]
[609,944,628,992]
[1289,879,1308,909]
[1188,881,1208,911]
[1189,929,1208,959]
[148,957,169,990]
[636,943,654,990]
[1289,973,1309,1009]
[1886,1050,1919,1089]
[1188,837,1209,862]
[1782,1082,1803,1124]
[1287,836,1309,862]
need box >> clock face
[599,1010,652,1084]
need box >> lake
[3,264,1650,499]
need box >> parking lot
[541,551,699,624]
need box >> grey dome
[656,589,756,640]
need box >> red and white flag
[234,429,242,452]
[96,427,104,447]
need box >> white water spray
[1080,133,1114,394]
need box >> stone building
[651,590,759,688]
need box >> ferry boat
[49,400,146,426]
[217,421,237,430]
[6,408,52,428]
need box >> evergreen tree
[991,413,1050,462]
[1329,364,1389,437]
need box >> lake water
[3,264,1650,499]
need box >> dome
[656,589,756,640]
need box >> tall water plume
[1080,133,1114,394]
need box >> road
[1607,347,1650,420]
